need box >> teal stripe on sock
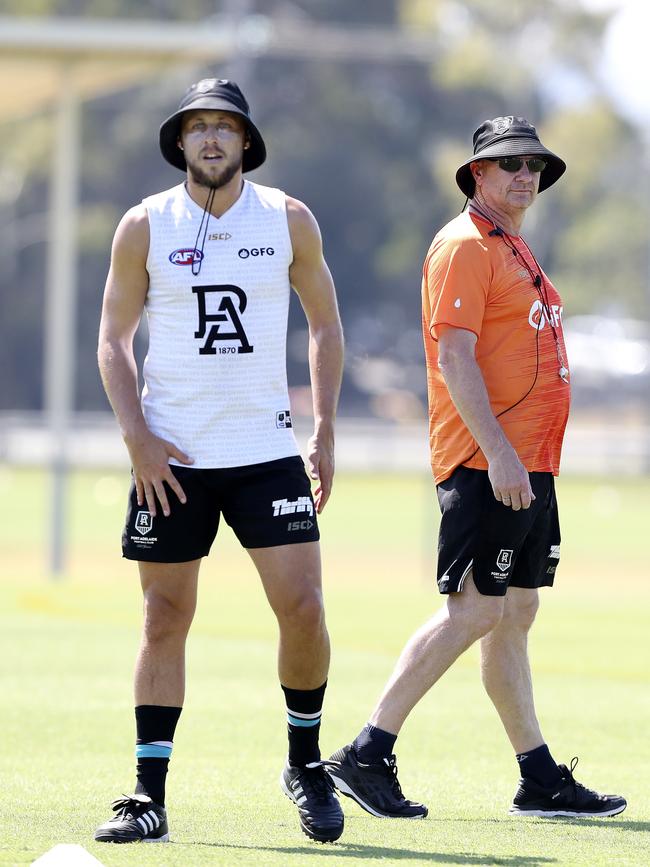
[136,744,172,758]
[288,714,321,728]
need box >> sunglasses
[491,156,547,173]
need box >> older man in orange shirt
[325,116,626,822]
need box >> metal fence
[2,411,648,475]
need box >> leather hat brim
[456,139,566,198]
[159,98,266,173]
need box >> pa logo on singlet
[192,284,254,355]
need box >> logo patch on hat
[197,78,221,93]
[493,117,514,135]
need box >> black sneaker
[323,744,428,819]
[94,793,169,843]
[280,761,344,842]
[509,758,627,818]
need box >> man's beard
[187,152,243,189]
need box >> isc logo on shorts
[287,519,314,531]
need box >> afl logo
[169,248,203,266]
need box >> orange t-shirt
[421,211,570,484]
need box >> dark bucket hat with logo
[456,116,566,198]
[159,78,266,174]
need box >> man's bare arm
[437,325,534,510]
[97,205,193,517]
[287,196,344,513]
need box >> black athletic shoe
[323,744,428,819]
[94,793,169,843]
[280,761,344,842]
[509,758,627,818]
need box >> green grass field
[0,467,649,866]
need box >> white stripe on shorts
[458,559,474,591]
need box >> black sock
[282,682,326,767]
[516,743,562,787]
[134,705,182,807]
[353,723,397,764]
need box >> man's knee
[142,590,195,644]
[502,589,539,632]
[448,581,504,642]
[466,600,504,640]
[274,585,325,633]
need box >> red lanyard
[469,205,569,383]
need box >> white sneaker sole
[509,804,626,818]
[327,770,427,820]
[143,833,170,842]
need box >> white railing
[1,411,648,475]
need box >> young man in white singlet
[95,78,345,845]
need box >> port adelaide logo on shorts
[135,511,153,535]
[496,549,513,572]
[489,548,514,583]
[131,511,158,547]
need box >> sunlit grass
[0,468,648,865]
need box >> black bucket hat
[159,78,266,174]
[456,116,566,198]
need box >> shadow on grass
[188,842,557,865]
[541,818,650,832]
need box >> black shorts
[122,456,319,562]
[436,467,561,597]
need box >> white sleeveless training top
[141,180,300,468]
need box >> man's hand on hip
[125,429,194,518]
[488,446,535,511]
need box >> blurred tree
[0,0,647,415]
[400,0,649,319]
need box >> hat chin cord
[190,185,216,277]
[470,190,505,237]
